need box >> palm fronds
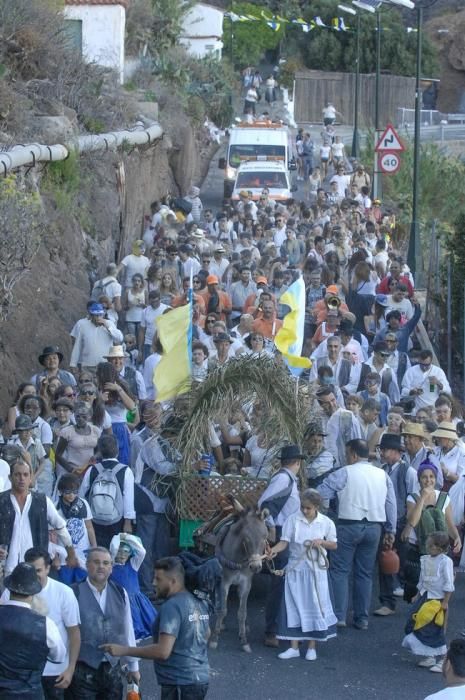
[175,356,316,472]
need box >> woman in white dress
[268,489,338,661]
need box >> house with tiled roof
[63,0,127,83]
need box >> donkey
[209,507,269,653]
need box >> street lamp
[338,4,360,158]
[408,0,439,281]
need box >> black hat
[379,433,403,451]
[280,444,305,461]
[372,340,390,355]
[38,346,64,366]
[13,415,34,433]
[4,563,42,596]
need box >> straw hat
[104,345,128,360]
[402,422,425,439]
[431,421,458,441]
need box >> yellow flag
[154,304,191,402]
[274,278,312,370]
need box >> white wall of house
[64,4,126,83]
[180,3,224,59]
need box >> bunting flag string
[224,11,417,34]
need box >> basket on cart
[177,474,268,548]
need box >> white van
[231,161,296,202]
[219,121,296,198]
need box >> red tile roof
[65,0,129,8]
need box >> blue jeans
[330,522,382,624]
[136,512,171,596]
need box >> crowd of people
[0,117,464,700]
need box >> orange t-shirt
[252,316,283,340]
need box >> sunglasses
[206,319,216,323]
[80,390,95,396]
[61,489,78,495]
[251,336,263,341]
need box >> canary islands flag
[274,277,311,371]
[154,300,192,402]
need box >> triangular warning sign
[375,124,405,153]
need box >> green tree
[223,2,284,68]
[294,0,438,77]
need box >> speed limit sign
[379,151,401,175]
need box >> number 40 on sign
[379,152,401,175]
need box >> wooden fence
[294,69,415,127]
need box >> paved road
[138,102,465,699]
[138,573,464,699]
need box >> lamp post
[407,0,439,281]
[339,4,360,158]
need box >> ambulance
[218,120,296,198]
[231,161,296,202]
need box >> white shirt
[425,686,465,700]
[209,257,229,280]
[0,458,11,492]
[2,577,80,676]
[80,460,136,520]
[70,319,123,368]
[56,497,93,568]
[120,254,150,288]
[5,494,72,575]
[273,226,287,248]
[401,364,451,410]
[85,579,139,672]
[0,600,66,664]
[143,352,162,400]
[417,552,454,600]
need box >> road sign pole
[373,8,382,200]
[408,4,422,280]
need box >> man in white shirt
[209,246,230,281]
[69,547,139,698]
[424,639,465,699]
[309,335,360,394]
[69,303,123,374]
[230,267,256,321]
[118,240,150,289]
[0,460,77,577]
[139,290,169,362]
[316,387,363,468]
[401,349,451,412]
[2,547,81,697]
[0,562,66,699]
[273,213,287,248]
[91,263,122,314]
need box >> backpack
[412,491,448,555]
[87,463,126,525]
[90,277,113,302]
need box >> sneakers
[373,607,396,616]
[278,647,300,660]
[430,661,443,673]
[305,648,317,661]
[417,657,436,668]
[393,587,404,597]
[336,620,347,628]
[353,620,368,630]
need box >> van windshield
[229,145,286,167]
[236,171,288,189]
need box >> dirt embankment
[0,117,213,417]
[425,8,465,113]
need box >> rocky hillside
[425,7,465,113]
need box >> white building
[63,0,127,83]
[180,2,224,59]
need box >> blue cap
[375,294,389,307]
[89,302,105,315]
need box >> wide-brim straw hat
[431,421,458,441]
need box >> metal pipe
[407,4,422,278]
[447,255,452,381]
[351,11,361,158]
[0,123,163,175]
[373,8,382,199]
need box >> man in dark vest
[374,433,417,617]
[104,345,147,400]
[0,459,78,576]
[0,562,66,699]
[258,445,302,648]
[68,547,140,699]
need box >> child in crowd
[55,473,96,584]
[109,533,157,641]
[358,372,391,426]
[402,532,454,674]
[268,489,338,661]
